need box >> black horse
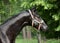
[0,8,48,43]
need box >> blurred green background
[0,0,60,43]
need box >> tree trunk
[43,35,46,43]
[22,27,26,39]
[26,26,31,39]
[37,31,42,43]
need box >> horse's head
[28,8,48,31]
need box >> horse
[0,8,48,43]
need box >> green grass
[15,39,37,43]
[15,39,60,43]
[47,39,60,43]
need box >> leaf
[52,14,59,21]
[55,25,60,31]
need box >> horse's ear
[30,6,37,12]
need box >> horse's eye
[32,19,39,25]
[34,21,39,26]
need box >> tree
[26,26,32,39]
[22,27,26,39]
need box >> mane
[0,10,28,26]
[0,9,38,26]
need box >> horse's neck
[0,11,30,33]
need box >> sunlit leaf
[52,14,59,21]
[55,25,60,31]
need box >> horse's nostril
[44,26,48,31]
[46,26,48,29]
[43,26,48,30]
[40,26,48,32]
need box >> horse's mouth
[34,24,48,32]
